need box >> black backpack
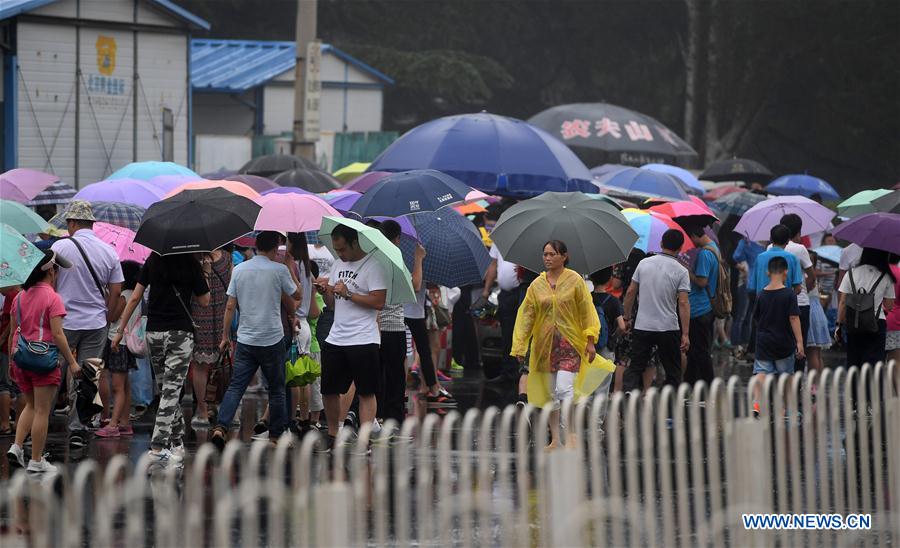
[845,269,886,334]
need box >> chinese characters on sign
[87,74,126,96]
[88,35,127,106]
[303,40,322,141]
[560,118,660,143]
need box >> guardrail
[2,361,897,547]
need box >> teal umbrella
[0,199,50,234]
[0,223,44,288]
[836,189,892,218]
[317,216,416,305]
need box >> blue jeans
[216,341,287,437]
[730,287,752,346]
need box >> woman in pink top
[887,262,900,365]
[5,251,79,474]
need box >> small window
[162,108,174,161]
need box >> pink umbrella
[261,186,313,196]
[93,222,152,264]
[650,199,718,221]
[146,174,205,192]
[703,185,746,201]
[255,193,340,233]
[74,178,165,208]
[342,171,392,193]
[0,168,59,203]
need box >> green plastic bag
[285,344,321,387]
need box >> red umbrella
[649,199,718,225]
[703,185,746,201]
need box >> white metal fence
[2,362,898,547]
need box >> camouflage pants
[146,330,194,449]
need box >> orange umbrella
[165,180,262,203]
[454,202,487,215]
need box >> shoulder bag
[68,236,109,299]
[13,296,60,374]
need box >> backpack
[594,294,611,350]
[703,245,732,319]
[845,269,886,334]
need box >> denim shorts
[753,355,795,375]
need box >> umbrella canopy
[272,168,342,193]
[812,245,842,265]
[0,168,59,203]
[317,216,416,305]
[642,164,704,194]
[49,201,146,232]
[831,213,900,256]
[0,223,45,289]
[240,154,319,177]
[590,164,631,179]
[870,189,900,214]
[108,161,198,181]
[342,171,392,193]
[528,103,698,167]
[224,174,280,194]
[333,162,371,182]
[734,195,835,241]
[145,175,205,193]
[649,200,718,227]
[74,178,165,208]
[201,168,238,179]
[700,158,773,183]
[596,167,690,200]
[712,190,767,216]
[136,188,261,255]
[261,186,314,196]
[490,192,638,275]
[26,181,77,207]
[350,170,482,218]
[836,189,893,218]
[397,209,491,287]
[766,174,840,201]
[703,185,746,201]
[93,222,152,264]
[454,201,488,215]
[165,180,262,203]
[368,112,596,198]
[621,208,694,254]
[368,216,419,243]
[255,194,340,233]
[321,190,362,212]
[0,199,51,234]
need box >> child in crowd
[752,256,805,416]
[1,285,23,436]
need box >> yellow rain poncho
[511,268,616,408]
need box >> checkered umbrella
[397,209,490,287]
[51,201,146,231]
[712,191,767,216]
[27,181,77,206]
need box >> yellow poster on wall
[96,35,116,76]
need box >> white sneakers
[27,459,58,474]
[8,444,59,474]
[6,444,25,468]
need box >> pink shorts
[11,363,61,393]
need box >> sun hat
[61,200,97,222]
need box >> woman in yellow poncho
[511,240,601,449]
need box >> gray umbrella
[490,191,638,275]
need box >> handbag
[12,297,60,374]
[124,297,148,358]
[206,350,233,404]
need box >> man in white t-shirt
[838,243,863,289]
[778,214,816,370]
[321,224,387,447]
[481,246,524,382]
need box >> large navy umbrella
[397,209,491,287]
[367,112,596,198]
[350,170,481,218]
[595,167,691,200]
[528,103,698,168]
[766,174,840,201]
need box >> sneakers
[191,416,210,429]
[315,435,336,454]
[69,432,88,448]
[253,421,268,435]
[426,389,458,409]
[753,401,761,419]
[95,425,121,438]
[450,360,465,372]
[170,442,186,466]
[436,370,452,382]
[251,431,269,441]
[343,411,358,431]
[26,458,58,475]
[147,448,175,468]
[118,424,134,436]
[210,426,227,452]
[7,444,25,469]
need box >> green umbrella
[490,191,639,275]
[0,199,50,234]
[317,216,416,305]
[836,189,892,218]
[0,223,44,289]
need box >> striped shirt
[378,303,406,332]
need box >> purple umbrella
[320,190,362,212]
[225,174,280,193]
[147,175,205,193]
[734,195,835,241]
[261,186,313,196]
[74,178,165,208]
[369,215,419,242]
[0,168,59,203]
[342,171,391,193]
[832,213,900,255]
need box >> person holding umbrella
[511,240,600,450]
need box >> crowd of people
[2,186,898,470]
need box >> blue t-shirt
[733,239,764,275]
[688,243,719,318]
[748,249,803,294]
[227,255,298,347]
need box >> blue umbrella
[108,161,199,182]
[812,245,841,265]
[397,209,491,287]
[642,163,704,194]
[367,112,595,198]
[766,174,840,200]
[350,170,480,218]
[590,164,630,179]
[595,167,690,200]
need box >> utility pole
[292,0,318,161]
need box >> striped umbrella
[51,201,146,232]
[712,191,767,216]
[26,181,77,206]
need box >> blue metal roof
[191,39,394,93]
[0,0,210,29]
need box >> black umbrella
[134,188,261,255]
[272,168,341,193]
[528,103,699,168]
[871,190,900,214]
[700,158,773,183]
[240,154,319,177]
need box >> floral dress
[192,251,231,365]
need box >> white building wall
[319,87,382,133]
[320,55,376,84]
[193,92,255,135]
[262,85,293,135]
[194,135,251,174]
[30,0,181,27]
[134,32,188,167]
